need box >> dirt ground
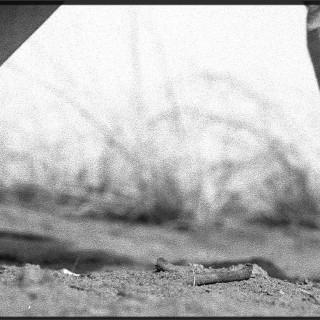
[1,261,320,316]
[1,203,320,316]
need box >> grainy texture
[2,203,320,315]
[0,263,320,316]
[155,258,253,285]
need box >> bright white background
[1,5,320,178]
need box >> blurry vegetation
[0,10,319,233]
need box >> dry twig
[155,258,253,286]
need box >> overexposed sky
[2,5,316,108]
[3,5,316,100]
[1,5,320,168]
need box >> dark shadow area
[0,230,137,274]
[247,215,319,230]
[0,230,55,242]
[0,4,61,68]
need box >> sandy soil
[1,203,320,316]
[1,261,320,316]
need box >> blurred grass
[2,10,319,236]
[0,70,319,235]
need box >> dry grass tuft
[0,71,318,234]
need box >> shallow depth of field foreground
[1,4,320,316]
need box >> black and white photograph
[1,1,320,316]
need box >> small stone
[251,264,268,278]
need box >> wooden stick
[186,263,253,285]
[155,258,253,286]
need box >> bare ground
[1,203,320,316]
